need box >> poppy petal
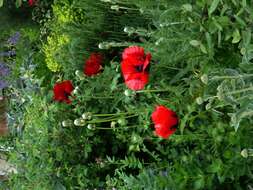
[154,124,176,139]
[124,73,149,90]
[143,53,152,72]
[151,105,178,139]
[83,53,103,76]
[122,46,144,60]
[53,80,74,104]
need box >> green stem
[227,87,253,95]
[211,74,253,80]
[93,112,134,117]
[136,89,171,93]
[88,114,138,124]
[82,96,114,99]
[96,125,141,130]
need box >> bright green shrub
[43,33,70,72]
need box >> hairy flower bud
[87,124,96,130]
[196,97,203,105]
[82,112,92,120]
[62,120,73,127]
[200,74,208,84]
[74,118,86,126]
[110,121,116,128]
[241,149,253,158]
[124,89,136,97]
[241,149,248,158]
[98,42,111,50]
[73,87,79,95]
[75,70,85,80]
[111,5,119,11]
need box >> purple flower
[7,32,21,45]
[0,50,16,57]
[0,80,8,90]
[0,63,10,76]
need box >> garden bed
[0,0,253,189]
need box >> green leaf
[182,4,192,12]
[190,40,200,47]
[232,29,241,43]
[242,29,251,45]
[207,159,222,173]
[15,0,22,7]
[0,0,3,7]
[241,0,247,7]
[54,182,66,190]
[205,32,213,53]
[194,176,205,189]
[208,0,220,16]
[234,15,247,27]
[200,43,207,54]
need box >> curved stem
[88,114,139,124]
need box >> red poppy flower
[53,80,74,104]
[121,46,151,91]
[151,105,178,139]
[83,53,103,76]
[28,0,35,6]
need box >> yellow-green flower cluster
[53,4,74,24]
[43,34,70,72]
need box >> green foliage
[4,0,253,189]
[8,95,55,190]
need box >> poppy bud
[75,70,85,80]
[241,149,248,158]
[196,97,203,105]
[124,89,136,97]
[98,42,111,50]
[123,27,135,35]
[62,120,73,127]
[73,87,79,95]
[111,5,120,11]
[87,124,96,130]
[110,121,116,128]
[82,112,92,120]
[74,118,86,126]
[241,149,253,158]
[201,74,208,84]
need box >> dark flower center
[135,65,144,72]
[63,91,70,98]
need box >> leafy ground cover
[0,0,253,189]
